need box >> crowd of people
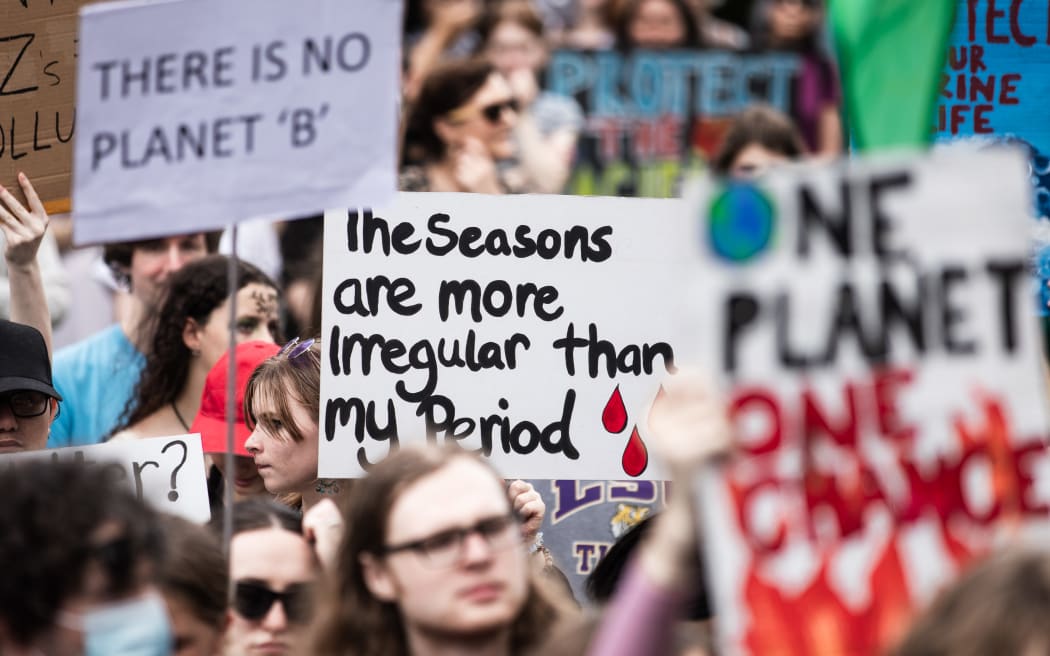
[0,0,1043,654]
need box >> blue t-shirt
[49,324,145,447]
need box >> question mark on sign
[162,440,188,502]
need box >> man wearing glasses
[0,319,61,453]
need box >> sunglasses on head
[233,581,313,624]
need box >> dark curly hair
[401,58,496,165]
[0,460,164,648]
[113,255,280,435]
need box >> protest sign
[936,0,1050,149]
[1,0,83,209]
[72,0,400,245]
[936,1,1050,314]
[318,192,684,479]
[0,434,210,522]
[684,149,1050,654]
[528,478,667,602]
[544,49,799,197]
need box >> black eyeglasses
[382,514,521,569]
[233,581,313,624]
[0,391,50,418]
[480,99,520,124]
[775,0,820,7]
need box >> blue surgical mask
[80,591,173,656]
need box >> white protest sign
[682,149,1050,654]
[319,192,686,479]
[1,434,210,523]
[72,0,400,245]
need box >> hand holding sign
[646,369,732,476]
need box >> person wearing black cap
[0,173,60,452]
[0,319,61,453]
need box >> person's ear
[433,117,459,150]
[183,317,203,354]
[360,553,397,602]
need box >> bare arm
[817,105,845,157]
[0,173,53,356]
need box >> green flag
[830,0,956,151]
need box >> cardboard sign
[1,434,210,522]
[544,49,799,197]
[72,0,400,245]
[686,149,1050,654]
[0,0,84,207]
[318,192,684,479]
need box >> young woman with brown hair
[307,445,573,656]
[400,58,526,194]
[243,337,332,511]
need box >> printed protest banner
[1,0,84,209]
[529,479,667,603]
[0,434,210,522]
[683,149,1050,654]
[72,0,400,245]
[544,49,799,198]
[318,192,685,479]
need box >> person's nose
[245,428,262,456]
[0,403,16,431]
[248,323,273,343]
[459,531,495,567]
[260,599,288,633]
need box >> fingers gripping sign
[507,479,545,544]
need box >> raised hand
[507,479,545,545]
[0,172,48,268]
[647,368,733,475]
[452,137,503,194]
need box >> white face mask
[65,591,173,656]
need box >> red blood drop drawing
[602,385,628,434]
[621,425,648,477]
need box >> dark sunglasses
[480,99,520,124]
[233,581,313,624]
[0,390,51,418]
